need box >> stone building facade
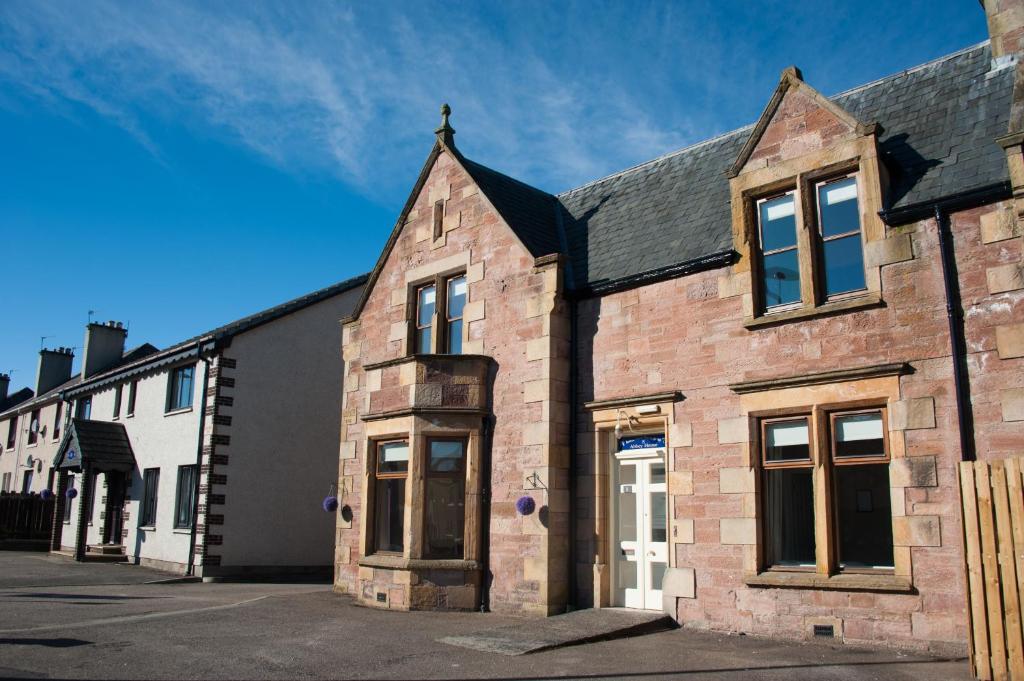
[335,3,1024,653]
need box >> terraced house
[333,2,1024,656]
[39,275,366,576]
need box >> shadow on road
[0,638,92,648]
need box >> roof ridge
[558,41,990,199]
[830,40,990,100]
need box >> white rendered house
[52,274,366,577]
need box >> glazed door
[103,473,125,545]
[613,454,668,610]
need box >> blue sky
[0,1,988,390]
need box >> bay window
[424,439,466,559]
[373,440,409,554]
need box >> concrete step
[439,607,676,655]
[86,544,126,556]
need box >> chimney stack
[37,347,75,395]
[82,321,127,379]
[0,373,9,402]
[984,0,1024,60]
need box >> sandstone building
[334,3,1024,653]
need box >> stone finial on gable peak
[781,65,803,82]
[435,102,456,148]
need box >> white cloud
[0,1,717,198]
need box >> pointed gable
[729,66,874,177]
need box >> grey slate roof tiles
[462,42,1013,291]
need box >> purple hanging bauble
[515,495,536,516]
[322,495,339,513]
[66,488,78,499]
[40,489,54,501]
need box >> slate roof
[67,272,369,395]
[56,419,135,472]
[460,42,1013,291]
[461,157,563,258]
[0,344,161,420]
[0,387,34,413]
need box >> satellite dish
[31,420,39,434]
[25,455,34,467]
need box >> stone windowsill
[744,570,913,593]
[358,554,481,572]
[743,294,884,330]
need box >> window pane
[823,234,866,296]
[650,491,666,543]
[425,477,465,558]
[374,477,405,553]
[835,463,894,569]
[835,412,885,459]
[447,276,467,319]
[759,195,797,251]
[446,319,463,354]
[417,286,435,326]
[762,249,801,308]
[819,177,860,238]
[416,327,432,354]
[429,440,464,473]
[378,441,409,474]
[617,474,637,543]
[650,463,665,485]
[764,468,816,567]
[765,419,810,462]
[175,466,196,529]
[651,562,667,591]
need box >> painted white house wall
[62,368,203,569]
[213,285,359,569]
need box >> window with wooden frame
[752,168,867,315]
[113,385,123,419]
[6,416,17,449]
[27,409,40,445]
[373,439,409,554]
[424,438,467,559]
[410,272,467,355]
[758,405,893,574]
[53,402,62,441]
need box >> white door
[613,451,668,610]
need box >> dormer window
[752,170,869,316]
[411,273,467,355]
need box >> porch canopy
[54,419,135,473]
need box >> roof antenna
[435,103,455,148]
[87,310,96,324]
[40,335,52,350]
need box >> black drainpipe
[186,343,213,576]
[933,205,976,463]
[567,297,578,611]
[479,412,495,612]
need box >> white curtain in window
[766,421,809,447]
[835,413,883,442]
[823,178,857,205]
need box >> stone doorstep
[86,543,126,556]
[438,607,676,656]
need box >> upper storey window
[412,273,467,355]
[753,173,867,315]
[816,176,865,297]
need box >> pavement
[0,551,972,680]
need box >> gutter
[879,182,1011,226]
[571,250,736,299]
[186,342,214,576]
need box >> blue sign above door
[618,435,666,451]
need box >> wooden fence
[960,457,1024,681]
[0,492,55,543]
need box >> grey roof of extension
[55,418,136,472]
[466,42,1013,291]
[65,272,369,396]
[0,344,160,420]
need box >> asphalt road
[0,552,971,680]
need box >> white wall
[66,362,202,566]
[214,286,359,568]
